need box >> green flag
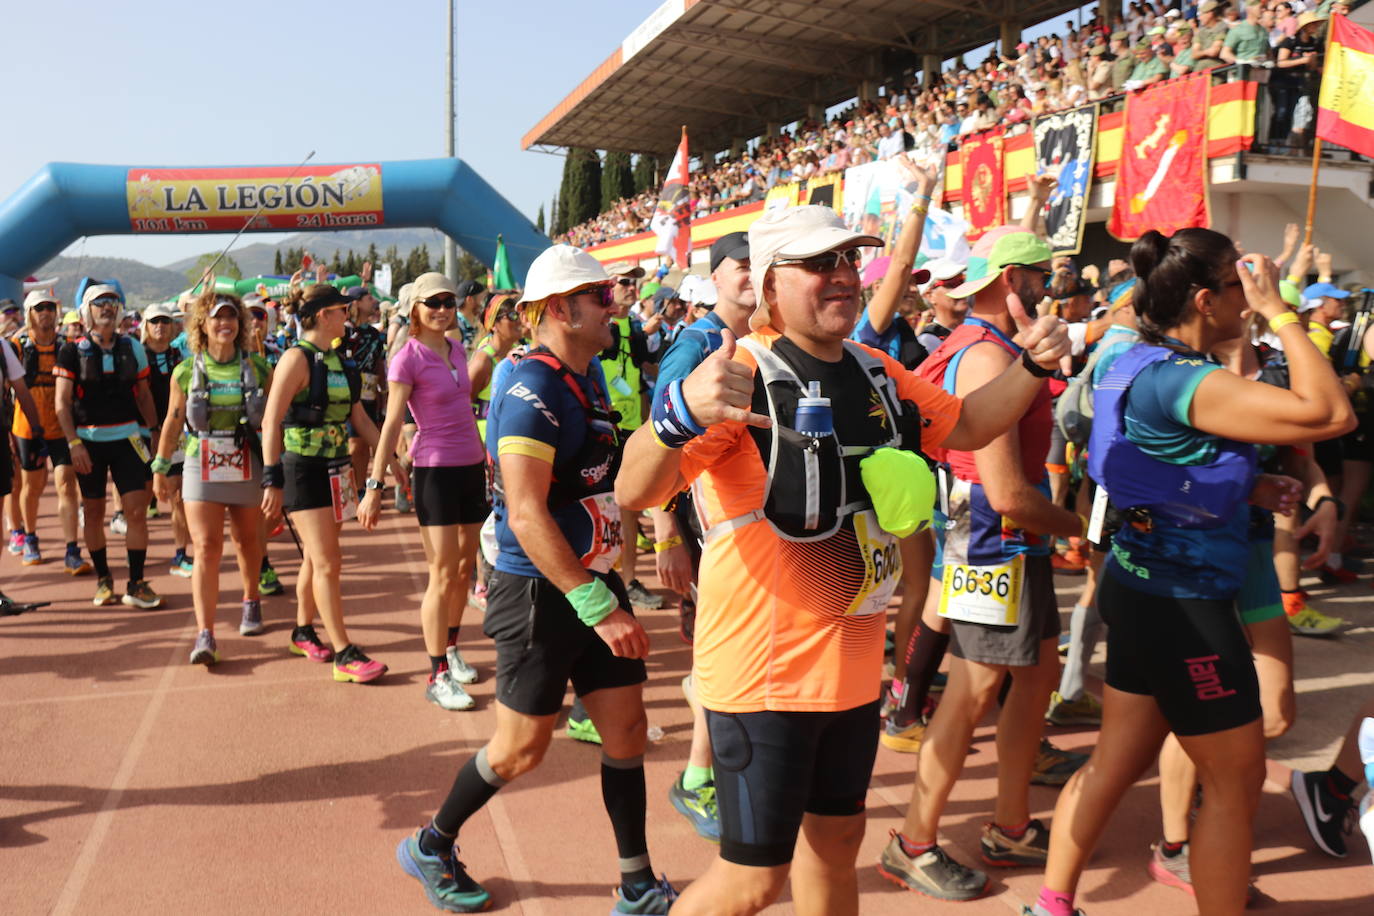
[492,234,516,291]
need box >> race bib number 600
[938,555,1024,626]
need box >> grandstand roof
[522,0,1089,157]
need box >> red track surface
[3,497,1371,914]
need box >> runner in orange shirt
[616,205,1071,916]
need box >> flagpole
[1304,13,1340,247]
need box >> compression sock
[1034,887,1076,916]
[260,555,271,573]
[682,764,713,790]
[895,624,950,727]
[429,655,447,679]
[897,832,935,857]
[996,819,1030,839]
[172,548,186,564]
[67,541,78,553]
[601,753,653,894]
[1160,839,1186,858]
[91,548,111,579]
[128,549,146,583]
[447,626,460,647]
[1327,766,1358,800]
[418,822,456,858]
[433,747,507,837]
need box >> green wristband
[150,455,173,475]
[565,577,617,627]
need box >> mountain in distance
[162,228,447,278]
[32,256,190,309]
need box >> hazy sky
[2,0,664,268]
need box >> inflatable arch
[0,158,549,303]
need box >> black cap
[343,285,369,301]
[456,279,486,300]
[297,284,349,319]
[709,231,750,273]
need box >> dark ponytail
[1130,228,1237,344]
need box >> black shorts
[1340,414,1374,463]
[76,437,151,499]
[283,452,350,513]
[1099,570,1261,737]
[16,436,72,472]
[413,463,490,527]
[948,553,1059,667]
[483,568,646,717]
[0,436,11,498]
[708,699,881,867]
[1313,436,1344,477]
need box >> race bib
[577,491,622,573]
[199,433,250,483]
[845,509,902,617]
[361,371,379,401]
[1088,483,1110,545]
[330,462,358,524]
[938,554,1024,626]
[128,435,150,464]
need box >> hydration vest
[15,333,50,388]
[706,338,922,544]
[71,335,141,427]
[283,341,361,428]
[185,350,268,435]
[1088,344,1258,529]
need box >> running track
[3,493,1371,914]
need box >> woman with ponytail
[1028,229,1354,916]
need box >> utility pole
[443,0,458,282]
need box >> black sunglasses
[31,303,57,313]
[250,309,268,319]
[615,278,637,287]
[773,248,863,273]
[148,316,173,325]
[423,295,459,310]
[1008,263,1053,289]
[568,284,616,308]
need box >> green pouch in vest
[860,447,935,538]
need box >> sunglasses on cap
[567,283,616,307]
[773,248,862,273]
[422,294,459,310]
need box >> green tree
[554,151,573,236]
[273,249,283,274]
[186,252,241,284]
[632,153,659,195]
[536,204,545,235]
[602,150,634,211]
[562,147,602,228]
[457,250,486,284]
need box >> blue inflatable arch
[0,158,549,302]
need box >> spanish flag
[1318,14,1374,159]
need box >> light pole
[443,0,458,281]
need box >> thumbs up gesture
[680,330,772,429]
[1007,291,1070,372]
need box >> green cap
[946,226,1054,299]
[1279,280,1302,309]
[860,448,935,538]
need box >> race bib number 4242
[938,555,1024,626]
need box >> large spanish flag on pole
[1108,73,1210,241]
[1317,14,1374,158]
[651,127,692,269]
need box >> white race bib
[938,554,1025,626]
[361,371,379,401]
[199,433,250,483]
[577,491,622,573]
[330,462,358,523]
[846,509,902,617]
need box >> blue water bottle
[794,381,833,438]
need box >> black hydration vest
[282,341,362,428]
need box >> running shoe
[122,580,163,610]
[189,629,219,666]
[1319,563,1358,585]
[1057,632,1071,656]
[146,501,160,519]
[21,534,41,566]
[876,832,989,901]
[93,576,118,606]
[880,680,903,721]
[1147,841,1193,895]
[636,532,654,553]
[879,717,928,754]
[259,565,284,596]
[170,555,194,578]
[333,644,387,683]
[289,625,334,662]
[394,482,413,514]
[427,671,476,711]
[1290,769,1354,857]
[64,547,92,576]
[109,511,128,535]
[469,581,487,613]
[1030,739,1089,786]
[1288,606,1346,637]
[1046,690,1103,726]
[566,713,603,745]
[980,819,1050,867]
[239,599,264,636]
[446,646,479,685]
[612,875,678,914]
[668,774,720,842]
[395,829,492,913]
[1021,906,1087,916]
[625,579,663,609]
[7,529,24,554]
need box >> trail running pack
[283,341,361,428]
[184,350,268,435]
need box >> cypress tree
[536,204,545,234]
[632,154,659,195]
[602,151,634,211]
[562,147,601,229]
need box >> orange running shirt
[678,331,961,713]
[11,334,59,439]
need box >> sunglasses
[249,309,268,319]
[773,248,863,273]
[31,303,57,313]
[148,316,173,325]
[422,295,459,310]
[1008,263,1053,289]
[568,284,616,308]
[615,278,637,287]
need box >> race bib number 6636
[938,555,1024,626]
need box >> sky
[1,0,665,269]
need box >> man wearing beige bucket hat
[397,245,678,915]
[615,205,1070,914]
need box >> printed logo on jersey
[506,382,559,428]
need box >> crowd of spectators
[557,0,1343,250]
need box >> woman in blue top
[1030,229,1354,916]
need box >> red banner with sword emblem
[960,128,1005,241]
[1108,73,1210,241]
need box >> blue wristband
[651,378,706,449]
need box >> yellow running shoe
[1288,606,1346,637]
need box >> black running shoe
[1291,769,1354,857]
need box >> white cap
[142,302,180,321]
[919,256,968,292]
[690,277,718,307]
[747,205,881,330]
[1299,297,1323,313]
[411,272,459,303]
[23,289,59,311]
[518,245,609,305]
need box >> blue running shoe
[668,774,720,842]
[21,534,41,566]
[65,547,92,576]
[611,875,678,915]
[396,830,492,913]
